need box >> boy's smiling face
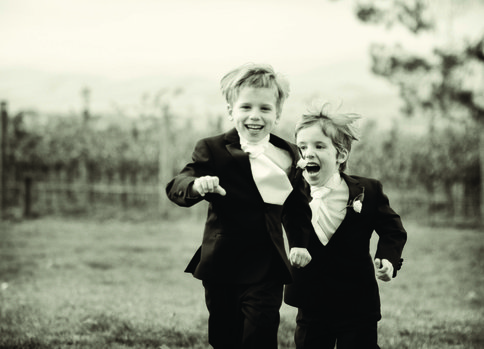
[228,87,280,143]
[296,124,347,187]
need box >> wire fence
[3,175,479,227]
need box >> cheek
[321,153,336,166]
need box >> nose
[248,109,261,120]
[303,148,316,159]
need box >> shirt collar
[310,172,342,198]
[239,134,270,158]
[238,133,270,147]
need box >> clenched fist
[192,176,227,197]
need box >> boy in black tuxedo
[166,63,313,349]
[284,103,407,349]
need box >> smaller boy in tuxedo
[166,63,313,349]
[284,103,407,349]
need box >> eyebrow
[296,141,327,146]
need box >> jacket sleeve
[282,167,314,249]
[165,138,214,207]
[373,180,407,277]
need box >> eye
[298,145,307,151]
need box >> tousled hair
[220,63,290,116]
[295,103,361,172]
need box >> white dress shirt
[310,172,349,245]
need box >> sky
[1,0,483,117]
[0,0,390,79]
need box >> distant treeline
[1,108,480,224]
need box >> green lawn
[0,217,483,348]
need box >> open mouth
[305,163,321,174]
[245,124,263,131]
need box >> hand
[289,248,312,268]
[375,258,393,282]
[192,176,226,197]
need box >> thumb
[374,258,381,269]
[215,185,226,196]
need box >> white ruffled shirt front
[239,134,293,205]
[310,172,349,245]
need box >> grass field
[0,216,483,349]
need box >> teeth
[246,125,263,130]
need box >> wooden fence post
[159,104,171,217]
[478,117,484,226]
[0,101,8,216]
[24,176,32,218]
[79,87,90,212]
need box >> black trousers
[203,278,284,349]
[295,308,380,349]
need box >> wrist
[188,182,201,198]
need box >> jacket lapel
[224,128,253,178]
[341,172,364,219]
[269,134,299,182]
[321,173,362,243]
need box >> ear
[274,113,281,125]
[227,104,233,121]
[337,149,348,164]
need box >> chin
[242,132,263,142]
[305,173,322,186]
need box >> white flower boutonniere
[353,199,363,213]
[347,187,365,213]
[297,158,308,170]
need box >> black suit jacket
[166,128,313,284]
[284,173,407,324]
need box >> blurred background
[1,0,483,226]
[1,2,484,348]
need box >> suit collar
[224,128,299,182]
[321,172,363,240]
[341,171,359,186]
[269,133,292,152]
[341,172,364,207]
[269,133,300,181]
[224,128,293,150]
[224,128,240,145]
[224,129,252,178]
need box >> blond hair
[295,103,361,172]
[220,63,290,116]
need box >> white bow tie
[239,135,270,158]
[311,173,342,199]
[241,143,268,158]
[311,186,331,199]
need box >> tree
[350,0,484,224]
